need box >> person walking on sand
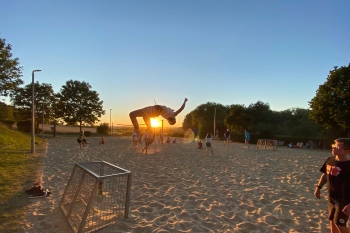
[205,133,214,155]
[129,98,188,144]
[314,138,350,233]
[132,129,138,148]
[244,130,250,149]
[77,133,85,150]
[223,129,230,146]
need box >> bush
[17,121,31,133]
[0,119,15,127]
[97,123,109,135]
[258,130,275,139]
[84,131,91,137]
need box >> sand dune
[22,137,331,232]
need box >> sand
[21,137,332,233]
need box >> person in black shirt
[223,129,230,146]
[315,138,350,232]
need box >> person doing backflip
[129,98,188,144]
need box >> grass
[0,123,45,233]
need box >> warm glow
[151,119,160,127]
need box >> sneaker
[28,189,48,199]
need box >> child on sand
[223,129,230,146]
[314,138,350,232]
[142,129,151,154]
[197,140,203,149]
[205,133,214,155]
[166,137,171,143]
[132,129,138,148]
[172,138,176,143]
[99,138,106,144]
[129,98,188,144]
[77,133,85,150]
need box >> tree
[0,38,23,98]
[12,82,56,133]
[309,64,350,137]
[182,113,192,131]
[224,105,253,132]
[58,80,105,132]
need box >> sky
[1,0,350,127]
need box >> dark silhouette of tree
[57,80,105,132]
[12,82,56,133]
[224,105,253,132]
[0,38,23,98]
[309,64,350,137]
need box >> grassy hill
[0,123,45,232]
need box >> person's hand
[185,98,188,102]
[343,204,350,215]
[314,187,321,199]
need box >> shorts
[206,142,211,147]
[77,139,82,143]
[328,199,349,227]
[225,136,230,140]
[133,140,138,143]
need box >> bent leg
[129,109,144,134]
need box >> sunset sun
[151,119,160,127]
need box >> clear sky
[1,0,349,127]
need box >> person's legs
[210,147,213,155]
[129,109,145,134]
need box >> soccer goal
[59,161,132,233]
[257,139,277,150]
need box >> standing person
[141,129,150,154]
[205,133,214,155]
[132,129,138,148]
[77,133,85,150]
[223,129,231,146]
[244,130,250,149]
[214,129,219,142]
[194,128,199,139]
[314,138,350,233]
[129,98,188,144]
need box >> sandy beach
[21,137,332,233]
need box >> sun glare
[151,119,160,127]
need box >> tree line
[182,101,321,139]
[0,37,105,133]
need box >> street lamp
[31,69,42,153]
[110,109,112,137]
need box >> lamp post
[110,109,112,137]
[31,70,42,153]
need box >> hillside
[0,123,45,232]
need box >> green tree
[58,80,105,132]
[309,64,350,136]
[187,102,228,138]
[0,38,23,98]
[224,105,253,132]
[0,102,15,126]
[12,82,56,133]
[182,113,192,131]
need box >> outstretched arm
[174,98,188,116]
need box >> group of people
[288,140,324,149]
[196,129,250,155]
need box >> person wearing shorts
[224,129,230,145]
[132,129,138,148]
[77,133,84,150]
[315,138,350,233]
[205,133,214,155]
[129,98,188,145]
[244,130,250,149]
